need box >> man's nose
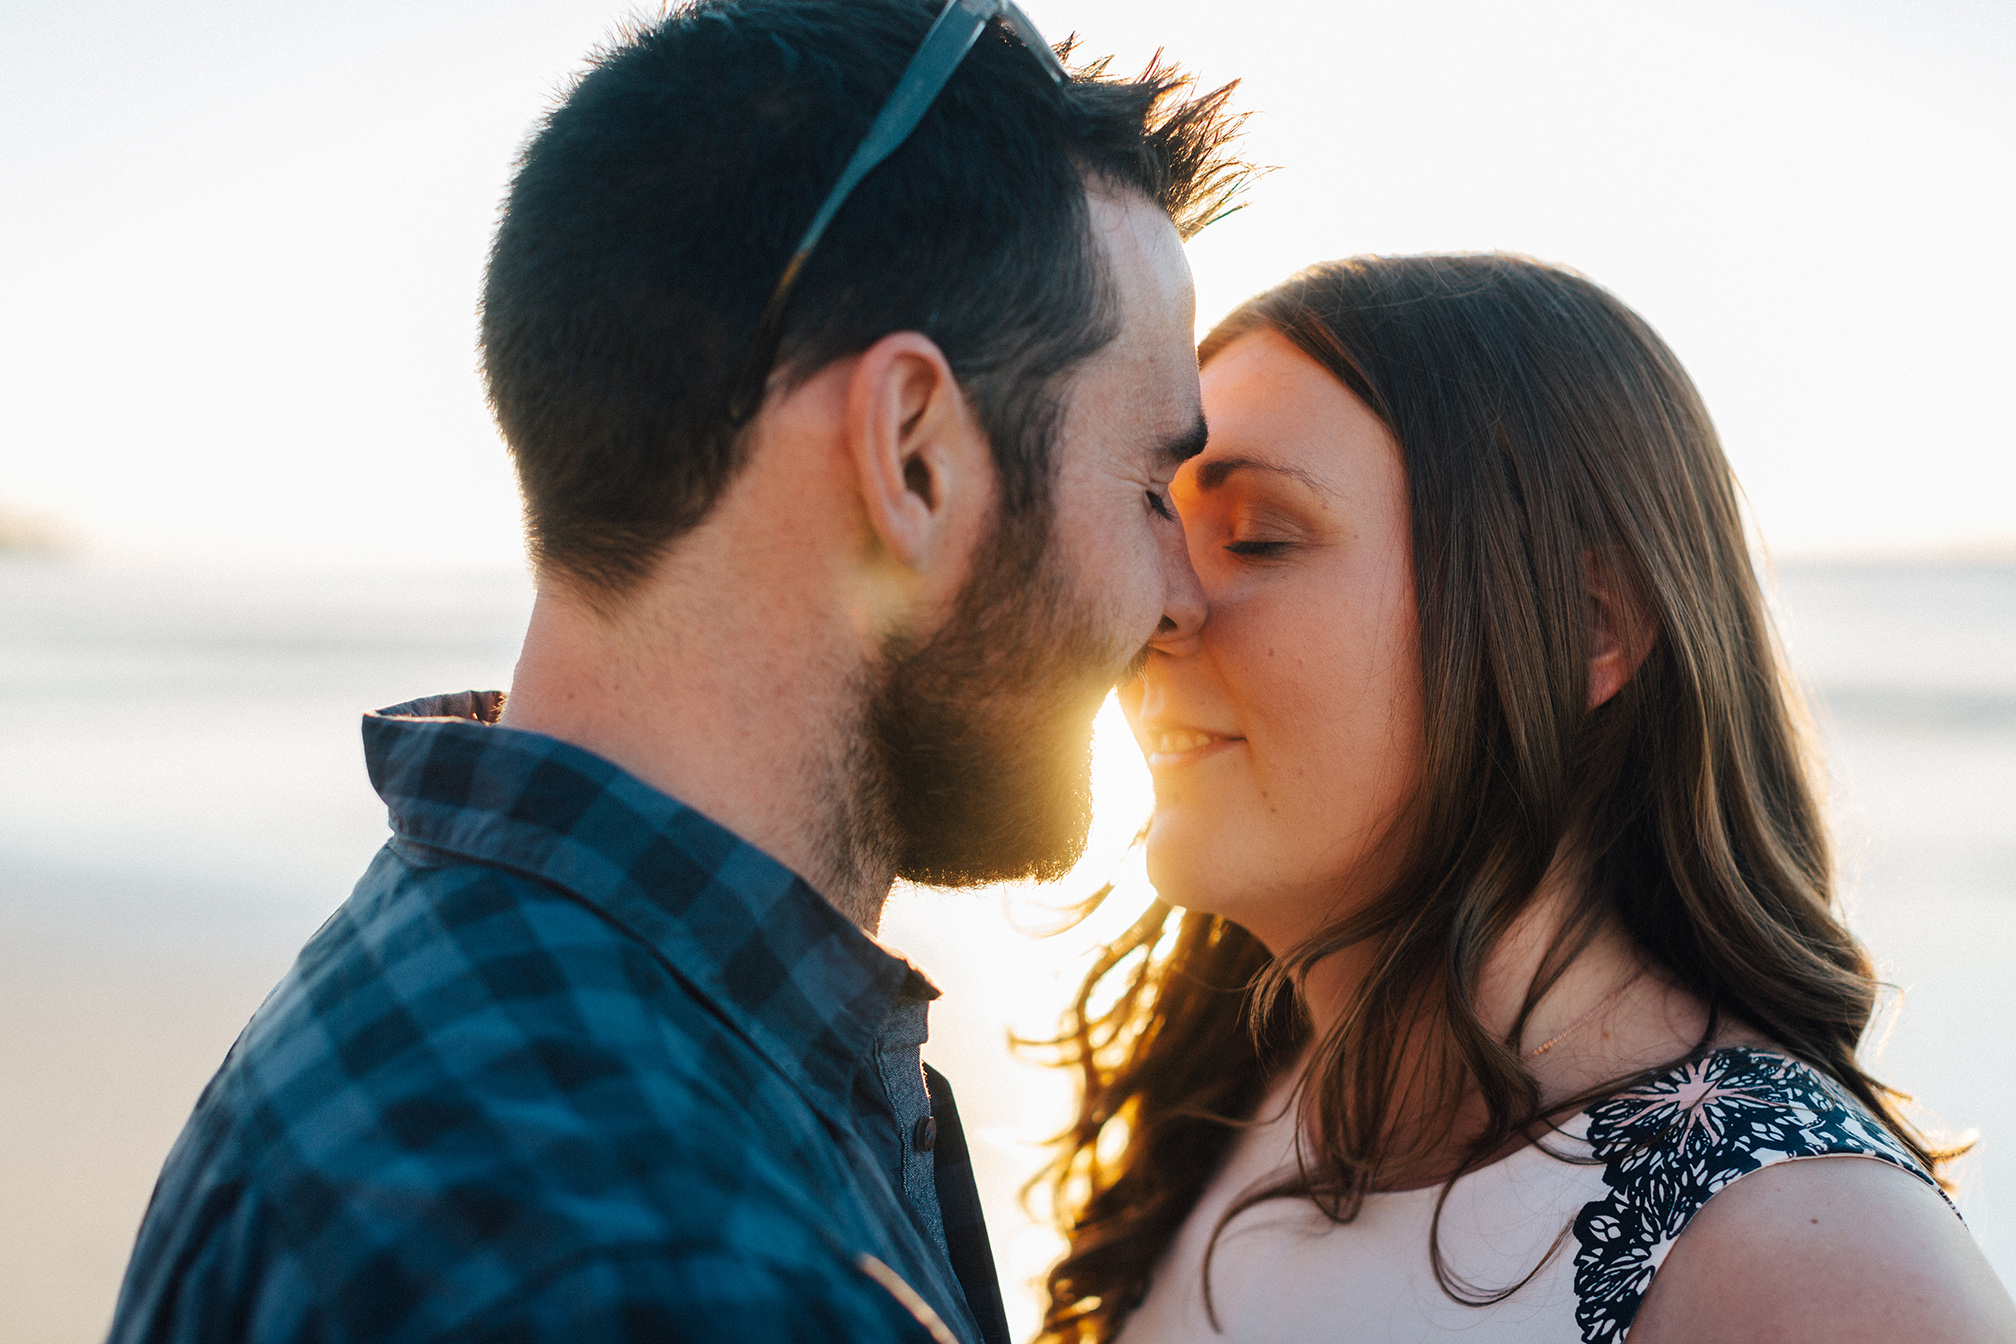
[1149,513,1206,654]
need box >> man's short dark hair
[481,0,1247,597]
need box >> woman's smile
[1140,725,1244,771]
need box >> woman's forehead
[1195,332,1396,496]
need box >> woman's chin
[1138,820,1196,902]
[1144,814,1262,928]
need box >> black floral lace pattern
[1570,1047,1940,1342]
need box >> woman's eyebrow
[1193,455,1336,496]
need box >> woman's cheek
[1236,606,1416,893]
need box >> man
[109,1,1245,1339]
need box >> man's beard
[861,509,1135,888]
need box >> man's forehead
[1086,187,1197,331]
[1076,189,1203,458]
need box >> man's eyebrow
[1154,415,1211,467]
[1193,455,1334,495]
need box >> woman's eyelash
[1146,489,1175,520]
[1225,539,1290,557]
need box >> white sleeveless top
[1117,1047,1940,1344]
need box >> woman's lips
[1144,729,1243,771]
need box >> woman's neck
[1291,850,1735,1176]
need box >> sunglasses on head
[726,0,1068,424]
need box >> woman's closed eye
[1225,537,1293,558]
[1210,500,1311,561]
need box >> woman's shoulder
[1578,1045,1934,1206]
[1630,1154,2013,1342]
[1571,1046,2012,1343]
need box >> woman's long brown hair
[1032,254,1960,1343]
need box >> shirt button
[912,1115,938,1153]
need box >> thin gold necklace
[1521,971,1643,1062]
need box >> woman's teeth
[1155,730,1221,754]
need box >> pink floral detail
[1609,1059,1787,1147]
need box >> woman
[1037,254,2014,1342]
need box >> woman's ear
[1585,550,1657,710]
[843,330,990,574]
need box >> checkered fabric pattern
[108,692,1008,1344]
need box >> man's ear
[1586,550,1657,710]
[844,331,990,573]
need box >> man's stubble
[847,501,1138,893]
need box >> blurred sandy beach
[1,554,2011,1343]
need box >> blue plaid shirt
[109,692,1011,1344]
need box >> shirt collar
[362,691,937,1113]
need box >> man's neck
[498,574,895,930]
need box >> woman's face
[1121,328,1425,952]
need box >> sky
[1,0,2011,565]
